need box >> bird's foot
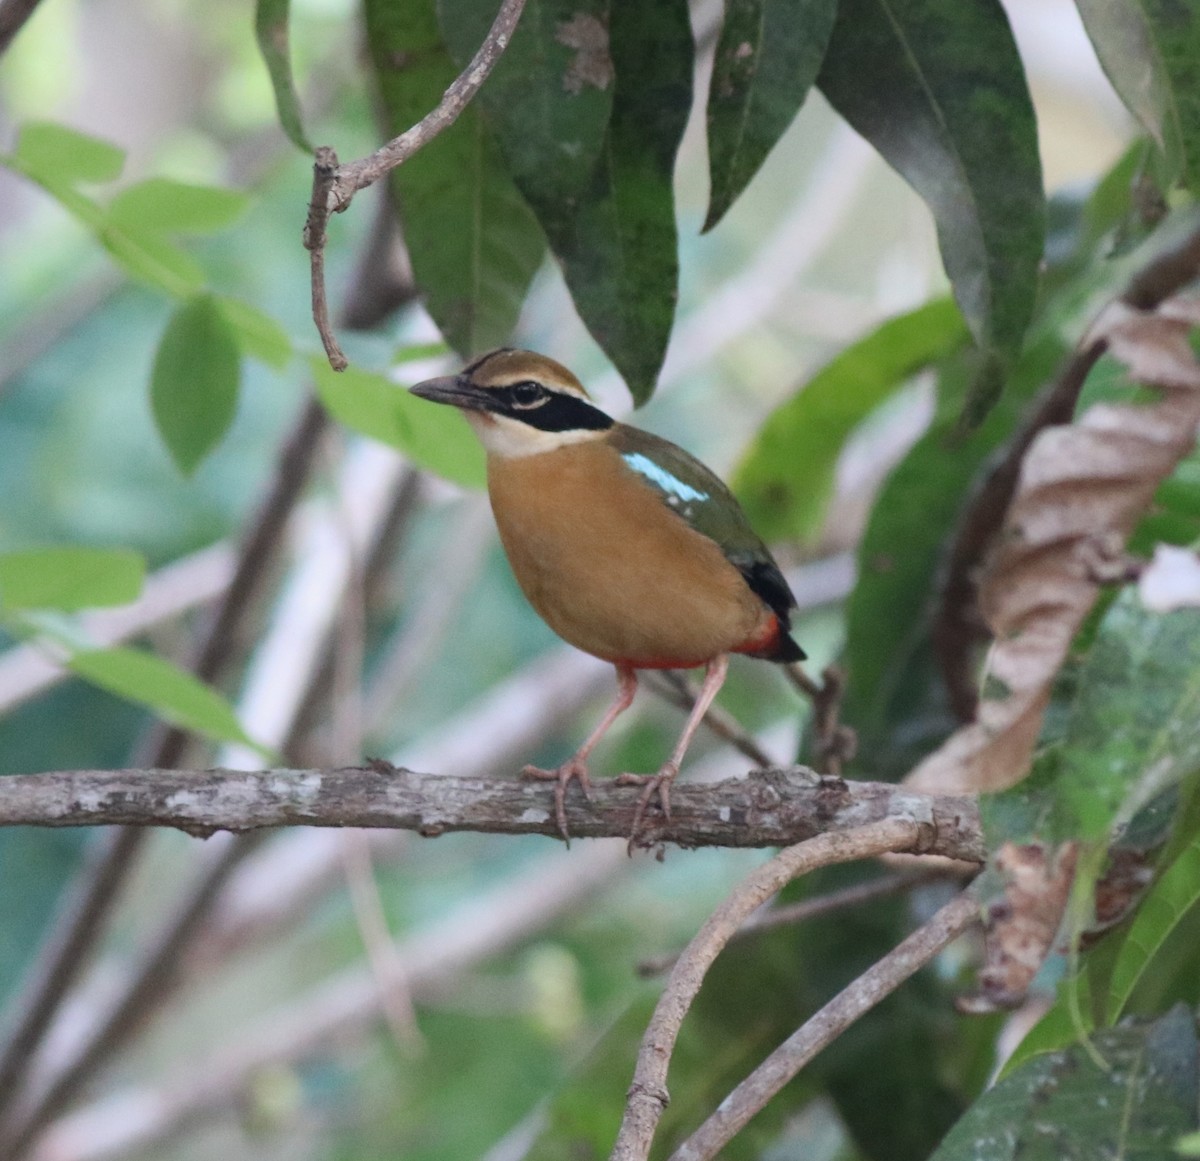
[616,761,680,854]
[521,758,592,845]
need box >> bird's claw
[616,761,679,854]
[521,759,591,845]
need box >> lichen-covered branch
[0,765,983,862]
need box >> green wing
[610,425,799,628]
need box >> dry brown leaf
[957,841,1078,1012]
[909,298,1200,794]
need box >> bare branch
[304,0,528,367]
[609,818,934,1161]
[668,890,980,1161]
[0,766,982,861]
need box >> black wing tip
[772,634,807,664]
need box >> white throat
[465,411,606,459]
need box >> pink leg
[522,665,638,843]
[618,655,729,848]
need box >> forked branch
[609,818,935,1161]
[303,0,528,367]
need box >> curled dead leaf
[910,298,1200,794]
[958,841,1078,1013]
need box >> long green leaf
[151,295,242,476]
[438,0,612,210]
[255,0,313,152]
[0,548,144,612]
[441,0,689,401]
[841,332,1063,777]
[68,647,259,749]
[1076,0,1200,194]
[733,299,968,543]
[12,121,124,185]
[364,0,546,356]
[931,1007,1198,1161]
[817,0,1044,406]
[550,0,692,403]
[5,130,204,298]
[1048,597,1200,845]
[1107,833,1200,1022]
[311,357,485,488]
[704,0,837,230]
[109,178,249,235]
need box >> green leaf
[931,1007,1198,1161]
[254,0,313,152]
[108,178,250,235]
[733,298,969,543]
[310,357,485,488]
[549,1,693,403]
[441,0,693,400]
[1076,0,1200,193]
[0,547,144,612]
[438,0,612,209]
[364,0,546,356]
[998,969,1095,1079]
[1049,596,1200,844]
[151,295,242,475]
[1107,834,1200,1023]
[841,331,1063,776]
[12,120,125,185]
[5,145,205,298]
[215,296,294,369]
[817,0,1044,401]
[704,0,837,230]
[99,220,206,296]
[67,646,259,748]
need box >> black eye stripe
[505,391,614,432]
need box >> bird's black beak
[408,375,497,413]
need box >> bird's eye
[509,381,547,408]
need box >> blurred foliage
[2,0,1200,1158]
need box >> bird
[409,348,805,846]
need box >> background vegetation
[1,0,1199,1158]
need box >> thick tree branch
[0,766,983,862]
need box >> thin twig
[304,147,346,369]
[340,832,425,1053]
[636,867,963,977]
[785,664,856,775]
[304,0,528,367]
[668,890,980,1161]
[609,818,931,1161]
